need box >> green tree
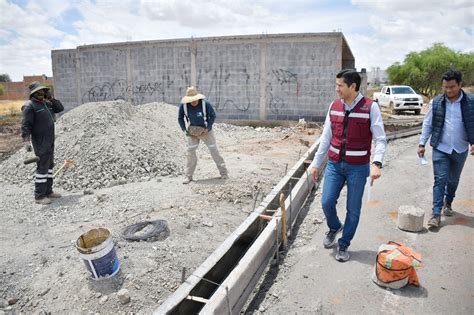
[0,74,11,82]
[387,44,474,98]
[0,84,4,95]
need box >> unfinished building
[52,32,360,121]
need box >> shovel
[53,159,74,178]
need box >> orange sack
[372,241,422,289]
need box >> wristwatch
[418,144,425,148]
[372,161,382,169]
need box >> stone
[397,205,425,232]
[99,295,108,305]
[117,289,130,304]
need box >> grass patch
[0,100,23,126]
[0,100,24,116]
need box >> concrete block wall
[52,33,357,121]
[196,42,261,120]
[51,50,78,111]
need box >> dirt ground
[0,100,23,162]
[0,103,319,313]
[247,135,473,314]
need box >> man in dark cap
[21,82,64,204]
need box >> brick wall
[0,75,54,101]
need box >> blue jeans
[321,160,370,248]
[432,148,468,215]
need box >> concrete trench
[156,126,422,315]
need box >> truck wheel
[390,102,397,115]
[414,109,421,115]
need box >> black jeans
[32,135,55,199]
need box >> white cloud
[0,0,472,81]
[348,0,474,71]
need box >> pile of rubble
[0,101,187,191]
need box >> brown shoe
[47,192,62,198]
[35,197,52,205]
[427,215,441,228]
[442,202,454,216]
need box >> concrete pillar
[259,41,267,120]
[397,205,425,232]
[126,47,132,102]
[191,39,197,87]
[75,50,81,105]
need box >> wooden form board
[155,138,321,314]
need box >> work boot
[442,202,454,216]
[35,197,52,205]
[47,192,62,198]
[182,177,193,184]
[336,245,350,262]
[323,225,343,248]
[427,215,441,229]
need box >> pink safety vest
[328,97,373,164]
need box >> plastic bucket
[76,228,120,280]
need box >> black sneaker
[336,245,350,262]
[323,225,343,248]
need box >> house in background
[0,75,54,101]
[367,67,388,86]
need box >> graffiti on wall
[83,80,167,105]
[267,69,300,114]
[198,64,255,112]
[80,65,327,116]
[81,65,191,105]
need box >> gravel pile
[0,100,308,192]
[0,101,187,191]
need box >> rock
[99,296,108,305]
[313,218,323,224]
[397,205,425,232]
[202,221,213,227]
[117,289,130,304]
[83,189,93,195]
[38,287,50,297]
[0,299,8,308]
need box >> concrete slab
[258,135,473,314]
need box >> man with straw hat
[178,86,228,184]
[21,81,64,204]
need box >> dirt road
[0,101,318,313]
[247,135,473,314]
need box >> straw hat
[181,86,205,104]
[28,81,49,96]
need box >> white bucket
[76,228,120,280]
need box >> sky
[0,0,473,81]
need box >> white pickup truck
[372,85,423,115]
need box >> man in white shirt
[418,70,474,229]
[310,69,387,262]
